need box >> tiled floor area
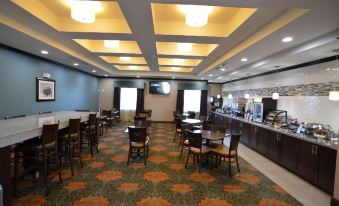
[237,142,331,206]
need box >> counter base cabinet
[279,134,298,172]
[211,112,337,195]
[315,146,336,194]
[296,140,316,182]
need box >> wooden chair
[60,118,82,176]
[211,134,241,177]
[102,110,114,127]
[13,123,62,195]
[127,126,149,166]
[4,114,25,120]
[112,108,121,125]
[185,131,211,172]
[134,116,147,121]
[39,111,52,115]
[81,113,99,158]
[174,117,182,143]
[179,123,193,159]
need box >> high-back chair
[211,134,241,177]
[127,126,149,166]
[81,113,99,157]
[13,123,62,195]
[174,117,183,142]
[185,131,211,172]
[179,123,193,159]
[61,118,82,176]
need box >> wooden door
[296,141,315,182]
[279,134,298,172]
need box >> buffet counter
[211,111,337,195]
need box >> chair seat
[16,142,55,152]
[131,137,149,148]
[190,145,210,154]
[61,133,79,142]
[211,146,236,156]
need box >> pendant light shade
[272,93,279,100]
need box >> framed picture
[36,78,55,101]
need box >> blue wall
[0,47,99,119]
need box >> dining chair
[134,116,147,121]
[81,113,99,158]
[13,123,62,195]
[179,123,193,159]
[127,126,149,166]
[185,131,211,173]
[211,134,241,178]
[102,110,114,127]
[174,117,182,142]
[4,114,25,120]
[60,118,82,176]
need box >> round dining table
[193,129,230,146]
[182,118,202,125]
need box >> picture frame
[36,77,56,101]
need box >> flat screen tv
[149,81,170,95]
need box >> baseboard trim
[331,197,339,206]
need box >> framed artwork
[36,78,56,101]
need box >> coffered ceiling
[0,0,338,82]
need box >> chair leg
[69,145,74,176]
[185,152,190,168]
[143,147,147,166]
[42,156,49,195]
[228,156,232,178]
[198,155,201,173]
[236,154,240,172]
[127,147,131,165]
[179,145,184,159]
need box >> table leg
[0,146,12,206]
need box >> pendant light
[71,1,99,23]
[179,5,214,28]
[329,49,339,101]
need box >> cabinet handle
[315,145,318,156]
[311,145,314,155]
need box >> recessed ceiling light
[104,74,108,77]
[209,74,213,77]
[73,63,79,66]
[120,56,131,61]
[41,50,48,54]
[92,70,96,73]
[177,43,192,52]
[241,58,248,62]
[282,37,293,43]
[136,76,140,78]
[220,68,226,71]
[129,65,138,69]
[104,40,120,48]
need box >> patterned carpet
[13,123,302,206]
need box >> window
[120,88,137,110]
[184,90,201,112]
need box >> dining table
[0,111,97,206]
[182,118,202,125]
[193,129,230,146]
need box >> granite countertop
[212,112,338,150]
[0,111,96,148]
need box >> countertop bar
[212,112,338,150]
[0,111,95,148]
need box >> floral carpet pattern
[13,123,302,206]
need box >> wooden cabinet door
[314,145,337,194]
[267,131,280,162]
[279,134,298,172]
[249,126,258,149]
[296,140,315,182]
[257,128,269,155]
[241,122,251,146]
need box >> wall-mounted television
[149,81,170,95]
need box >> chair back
[188,131,203,149]
[102,110,112,117]
[202,120,212,130]
[187,111,196,119]
[134,116,147,121]
[88,113,97,127]
[128,126,147,143]
[174,118,182,129]
[42,123,59,150]
[69,118,81,134]
[229,134,241,152]
[75,109,90,112]
[138,112,149,118]
[134,120,149,127]
[181,123,192,140]
[39,111,52,115]
[4,114,25,120]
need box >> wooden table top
[182,119,202,124]
[193,130,230,141]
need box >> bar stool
[80,113,99,158]
[13,123,62,195]
[60,118,83,176]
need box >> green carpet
[13,123,302,206]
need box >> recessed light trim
[209,74,213,77]
[282,37,293,43]
[73,63,79,66]
[104,74,108,77]
[41,50,48,54]
[92,70,96,73]
[136,76,140,78]
[220,68,226,71]
[241,58,248,62]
